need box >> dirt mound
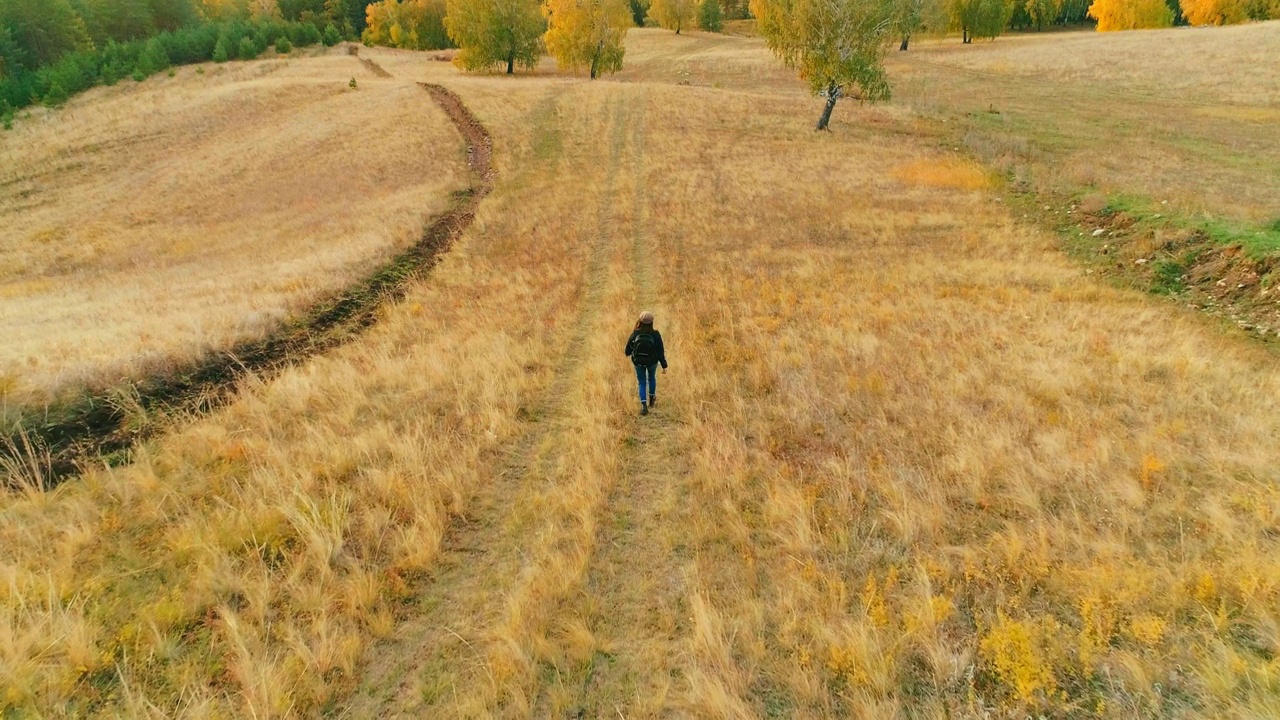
[1070,206,1280,339]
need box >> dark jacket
[625,328,667,368]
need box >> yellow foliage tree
[543,0,632,78]
[364,0,452,49]
[1183,0,1280,22]
[198,0,247,18]
[647,0,697,32]
[198,0,279,19]
[1025,0,1063,29]
[1087,0,1172,29]
[445,0,546,73]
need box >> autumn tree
[1024,0,1063,27]
[752,0,894,130]
[947,0,1011,42]
[1178,0,1273,23]
[893,0,945,49]
[1086,0,1171,29]
[364,0,452,49]
[543,0,631,78]
[445,0,545,73]
[647,0,697,32]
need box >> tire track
[1,78,491,489]
[349,44,393,78]
[568,91,699,716]
[344,92,630,718]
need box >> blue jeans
[634,363,657,404]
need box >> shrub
[132,68,146,82]
[302,23,323,46]
[238,36,259,60]
[276,36,293,53]
[213,37,230,62]
[44,81,69,107]
[324,23,342,46]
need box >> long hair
[634,319,654,332]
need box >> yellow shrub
[1127,615,1167,647]
[980,614,1058,704]
[1078,595,1117,671]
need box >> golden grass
[0,49,467,408]
[3,32,1280,719]
[906,21,1280,105]
[889,22,1280,224]
[893,157,993,190]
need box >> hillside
[3,26,1280,719]
[0,50,468,409]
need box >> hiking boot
[640,404,649,417]
[648,395,656,408]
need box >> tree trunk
[900,34,910,51]
[506,55,514,74]
[962,27,971,43]
[815,85,838,131]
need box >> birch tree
[445,0,545,73]
[752,0,894,130]
[543,0,631,78]
[647,0,696,31]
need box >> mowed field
[3,25,1280,719]
[0,50,467,409]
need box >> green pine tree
[323,23,343,46]
[699,0,724,30]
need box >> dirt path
[345,91,631,717]
[561,92,700,715]
[1,65,489,489]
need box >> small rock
[1152,213,1162,219]
[1092,228,1106,237]
[1135,258,1148,265]
[1238,283,1246,289]
[1044,205,1052,211]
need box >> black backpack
[632,332,658,364]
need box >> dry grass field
[3,26,1280,720]
[0,49,467,410]
[890,22,1280,226]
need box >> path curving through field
[1,74,493,489]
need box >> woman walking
[624,311,668,416]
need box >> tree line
[0,0,373,122]
[357,0,726,76]
[754,0,1279,130]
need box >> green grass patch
[1150,259,1185,295]
[1098,193,1280,259]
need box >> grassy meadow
[0,50,467,410]
[3,23,1280,720]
